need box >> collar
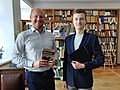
[31,27,45,34]
[31,27,36,32]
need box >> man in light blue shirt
[12,8,58,90]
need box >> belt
[26,69,51,75]
[38,70,48,75]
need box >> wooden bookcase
[84,9,119,69]
[19,8,119,79]
[97,9,118,68]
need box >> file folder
[69,46,90,63]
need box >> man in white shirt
[12,8,58,90]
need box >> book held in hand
[42,49,55,61]
[69,46,90,63]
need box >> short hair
[73,9,86,20]
[30,8,45,16]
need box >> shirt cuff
[27,60,34,67]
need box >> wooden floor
[55,66,120,90]
[26,65,120,90]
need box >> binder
[69,46,90,63]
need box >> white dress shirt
[12,27,58,72]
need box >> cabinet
[19,8,119,79]
[0,68,25,90]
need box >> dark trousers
[25,69,55,90]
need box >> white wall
[21,0,31,20]
[0,0,21,63]
[21,8,31,20]
[34,1,120,8]
[23,0,34,7]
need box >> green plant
[14,30,22,39]
[0,46,4,53]
[0,46,4,59]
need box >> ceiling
[31,0,120,1]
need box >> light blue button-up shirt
[12,27,58,72]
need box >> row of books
[43,23,117,34]
[55,58,64,68]
[85,10,117,16]
[99,37,116,43]
[99,17,117,23]
[101,44,116,51]
[85,24,97,30]
[98,30,116,37]
[99,10,117,16]
[53,23,74,37]
[85,10,98,16]
[54,57,64,79]
[54,16,72,20]
[43,10,53,15]
[87,16,97,22]
[101,42,116,45]
[103,50,116,57]
[99,24,117,30]
[54,10,71,16]
[85,24,117,31]
[53,68,63,78]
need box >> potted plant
[0,46,4,59]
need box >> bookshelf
[19,8,119,78]
[98,9,118,68]
[84,9,118,68]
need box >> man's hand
[32,60,48,68]
[48,59,57,68]
[71,61,85,69]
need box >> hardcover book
[42,49,55,61]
